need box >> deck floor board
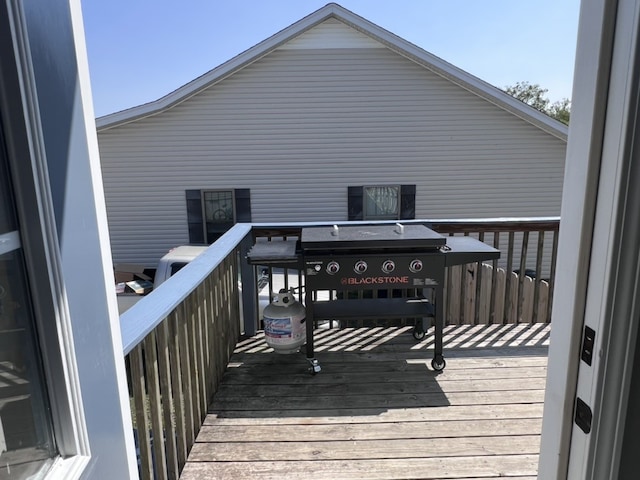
[181,324,549,479]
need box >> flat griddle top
[301,224,446,251]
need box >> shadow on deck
[181,323,549,480]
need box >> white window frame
[1,0,137,478]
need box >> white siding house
[97,3,568,267]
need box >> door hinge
[581,325,596,366]
[575,397,593,434]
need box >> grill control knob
[409,259,423,273]
[382,260,396,273]
[354,260,368,274]
[326,261,340,275]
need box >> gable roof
[96,3,568,141]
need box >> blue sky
[81,1,580,118]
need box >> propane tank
[262,289,306,354]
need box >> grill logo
[341,275,410,286]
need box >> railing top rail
[429,218,560,233]
[251,217,561,236]
[119,223,251,355]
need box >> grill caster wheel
[431,356,446,372]
[412,326,425,340]
[307,359,321,375]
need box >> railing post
[239,231,258,336]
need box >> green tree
[504,81,570,125]
[548,98,571,125]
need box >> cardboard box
[124,280,154,295]
[115,271,134,283]
[114,263,152,283]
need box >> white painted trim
[95,3,568,141]
[68,0,138,476]
[567,0,640,477]
[538,0,630,478]
[5,0,91,466]
[538,0,615,480]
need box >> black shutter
[348,186,363,221]
[400,185,416,220]
[234,189,251,222]
[185,189,204,244]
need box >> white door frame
[539,0,640,477]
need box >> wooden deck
[180,323,550,480]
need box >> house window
[348,185,416,221]
[185,189,252,244]
[364,186,400,220]
[203,190,235,243]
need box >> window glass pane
[203,190,234,243]
[364,186,399,219]
[0,249,56,477]
[0,128,55,478]
[0,151,17,234]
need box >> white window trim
[3,0,90,473]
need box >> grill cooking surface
[301,224,445,251]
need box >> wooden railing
[120,224,250,480]
[430,218,559,324]
[119,218,559,479]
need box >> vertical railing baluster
[504,231,515,324]
[490,231,500,324]
[130,344,152,480]
[446,233,455,324]
[517,231,529,323]
[156,320,179,480]
[213,267,224,385]
[156,319,179,479]
[194,284,208,421]
[461,232,469,324]
[143,331,168,480]
[548,229,559,323]
[186,291,202,436]
[177,301,195,448]
[230,251,242,347]
[167,311,187,469]
[533,231,545,323]
[475,231,484,324]
[204,272,216,397]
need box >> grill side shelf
[444,236,500,267]
[246,239,302,267]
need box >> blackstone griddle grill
[247,223,499,374]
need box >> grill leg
[432,286,446,371]
[305,287,321,374]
